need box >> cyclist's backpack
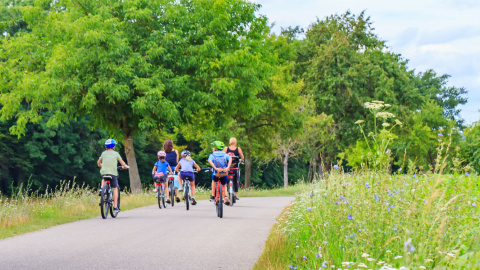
[213,152,228,177]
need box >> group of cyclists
[96,138,244,213]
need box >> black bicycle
[182,175,192,211]
[100,166,128,219]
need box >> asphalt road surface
[0,196,293,270]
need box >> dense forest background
[1,0,478,196]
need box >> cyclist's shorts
[212,174,227,185]
[180,171,195,182]
[153,174,166,183]
[102,175,119,188]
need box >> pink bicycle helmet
[157,150,166,157]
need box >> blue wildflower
[347,214,353,220]
[466,172,470,177]
[438,133,443,137]
[322,261,328,268]
[413,174,416,178]
[374,195,379,201]
[309,193,313,197]
[333,165,339,170]
[288,265,298,269]
[302,256,307,260]
[473,202,477,207]
[307,207,312,211]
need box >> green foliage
[461,122,480,173]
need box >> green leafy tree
[461,121,480,173]
[296,11,423,163]
[0,0,281,191]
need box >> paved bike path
[0,197,293,270]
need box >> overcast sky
[254,0,480,124]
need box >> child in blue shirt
[153,151,173,203]
[208,141,232,205]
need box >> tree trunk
[311,155,317,181]
[283,150,289,188]
[245,156,252,189]
[124,135,142,192]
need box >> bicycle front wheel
[100,185,109,219]
[110,189,120,218]
[229,181,235,207]
[185,185,190,211]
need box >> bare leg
[113,187,118,208]
[190,181,195,197]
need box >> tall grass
[256,171,480,269]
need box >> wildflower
[404,238,415,252]
[424,259,433,262]
[303,256,307,260]
[382,122,390,127]
[361,253,370,258]
[316,254,321,259]
[394,255,403,259]
[465,172,470,177]
[347,214,353,220]
[307,207,312,211]
[395,119,403,126]
[376,111,395,119]
[398,168,402,171]
[310,193,313,197]
[321,261,328,268]
[473,202,477,207]
[399,267,409,270]
[367,258,375,262]
[386,250,392,253]
[288,265,297,269]
[374,195,379,201]
[419,266,426,269]
[446,252,456,258]
[413,174,416,178]
[358,263,368,268]
[438,133,443,137]
[333,165,339,170]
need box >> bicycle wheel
[110,188,120,218]
[157,186,162,209]
[161,185,167,209]
[100,185,109,219]
[229,180,235,206]
[185,184,190,211]
[218,184,223,218]
[169,182,175,207]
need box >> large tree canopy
[0,0,281,190]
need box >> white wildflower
[382,122,390,127]
[367,258,375,262]
[358,263,368,268]
[419,267,426,269]
[424,259,433,262]
[361,253,370,258]
[376,111,396,119]
[394,255,403,259]
[395,119,403,126]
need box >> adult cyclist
[223,137,244,200]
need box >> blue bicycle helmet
[105,139,117,149]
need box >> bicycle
[227,156,241,206]
[154,172,167,209]
[204,167,224,218]
[99,166,128,219]
[179,171,197,211]
[167,172,177,207]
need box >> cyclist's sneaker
[224,196,230,205]
[166,198,171,204]
[235,195,240,200]
[175,196,180,203]
[113,207,120,213]
[192,197,197,205]
[209,195,215,201]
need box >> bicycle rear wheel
[229,180,235,206]
[169,181,175,207]
[157,187,162,209]
[100,185,109,219]
[185,185,190,211]
[110,189,120,218]
[218,184,223,218]
[161,185,167,209]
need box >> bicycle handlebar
[117,166,130,171]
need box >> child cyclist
[174,150,201,205]
[97,139,129,213]
[209,141,233,205]
[152,151,174,203]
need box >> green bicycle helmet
[211,141,225,150]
